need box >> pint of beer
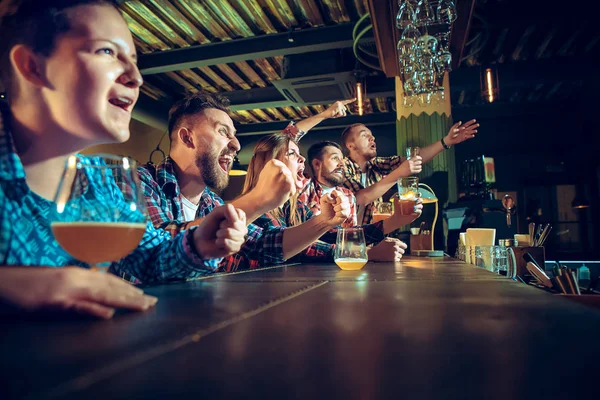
[396,177,419,215]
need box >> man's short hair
[307,141,342,176]
[167,90,231,141]
[340,123,364,151]
[0,0,119,98]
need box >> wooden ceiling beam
[138,23,355,75]
[235,111,397,136]
[367,0,400,78]
[450,0,477,70]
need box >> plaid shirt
[0,106,220,284]
[343,155,403,225]
[137,158,286,272]
[137,157,188,236]
[298,178,358,227]
[254,200,334,263]
[255,197,386,263]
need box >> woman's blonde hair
[242,134,301,226]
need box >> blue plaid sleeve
[110,223,220,284]
[297,197,383,246]
[319,221,385,246]
[137,166,189,236]
[105,165,222,283]
[290,240,334,263]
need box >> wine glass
[415,0,435,26]
[437,0,457,24]
[396,177,420,215]
[396,0,416,29]
[334,227,368,270]
[51,154,147,272]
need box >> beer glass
[475,245,518,279]
[334,228,368,270]
[372,201,393,223]
[51,155,147,271]
[396,176,420,215]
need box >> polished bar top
[2,257,600,400]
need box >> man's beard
[197,149,229,192]
[322,170,344,187]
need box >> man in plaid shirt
[138,91,351,272]
[302,141,359,227]
[138,155,287,271]
[341,121,480,225]
[299,140,426,261]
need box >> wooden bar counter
[2,257,599,399]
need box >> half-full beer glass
[51,155,147,271]
[334,227,368,270]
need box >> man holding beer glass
[340,121,479,224]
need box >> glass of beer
[372,201,393,223]
[396,176,420,215]
[334,227,368,270]
[51,155,147,272]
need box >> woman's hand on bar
[0,267,157,319]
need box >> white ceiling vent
[271,72,355,105]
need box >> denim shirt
[0,106,221,284]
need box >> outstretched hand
[322,99,356,119]
[445,119,479,146]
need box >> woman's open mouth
[296,167,305,188]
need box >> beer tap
[502,194,515,227]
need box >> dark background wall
[454,102,599,261]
